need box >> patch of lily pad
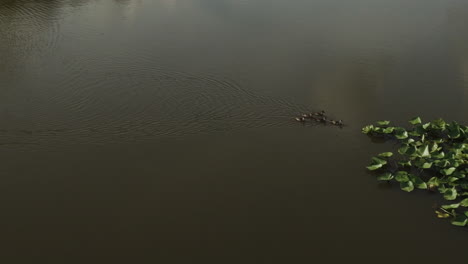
[363,117,468,227]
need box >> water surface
[1,0,468,263]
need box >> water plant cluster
[363,117,468,227]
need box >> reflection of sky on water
[172,0,468,121]
[447,1,468,111]
[1,0,468,122]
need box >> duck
[330,120,343,126]
[295,117,306,123]
[313,110,325,117]
[311,115,322,122]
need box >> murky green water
[1,0,468,263]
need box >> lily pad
[441,203,460,209]
[451,215,468,227]
[435,210,450,218]
[363,117,468,227]
[417,145,431,158]
[366,157,387,171]
[427,177,440,188]
[409,117,422,125]
[378,152,393,158]
[362,125,374,134]
[444,188,458,201]
[377,172,394,181]
[410,175,427,189]
[441,167,456,176]
[395,171,409,182]
[421,162,432,169]
[383,127,395,133]
[377,120,391,126]
[460,198,468,207]
[394,128,408,139]
[400,181,414,192]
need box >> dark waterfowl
[295,117,306,123]
[294,110,342,127]
[329,119,344,127]
[313,110,325,117]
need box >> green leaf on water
[399,160,412,167]
[432,151,445,159]
[444,187,458,201]
[431,118,446,130]
[438,185,448,194]
[448,122,461,139]
[394,127,408,139]
[395,171,409,182]
[460,198,468,207]
[417,145,431,158]
[367,164,382,171]
[409,117,422,125]
[400,181,414,192]
[372,157,387,164]
[435,159,451,168]
[363,117,468,227]
[366,157,388,171]
[430,142,439,153]
[362,125,375,134]
[378,152,393,158]
[451,215,468,227]
[383,127,395,133]
[376,120,390,126]
[441,167,456,176]
[410,175,427,189]
[377,172,394,181]
[427,177,440,188]
[441,203,460,209]
[448,177,459,183]
[421,162,432,169]
[435,210,450,218]
[398,145,409,155]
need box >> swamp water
[1,0,468,263]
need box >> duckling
[313,110,325,117]
[330,119,344,126]
[295,117,306,123]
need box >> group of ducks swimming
[295,110,344,127]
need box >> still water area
[1,0,468,263]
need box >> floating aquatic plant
[363,117,468,227]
